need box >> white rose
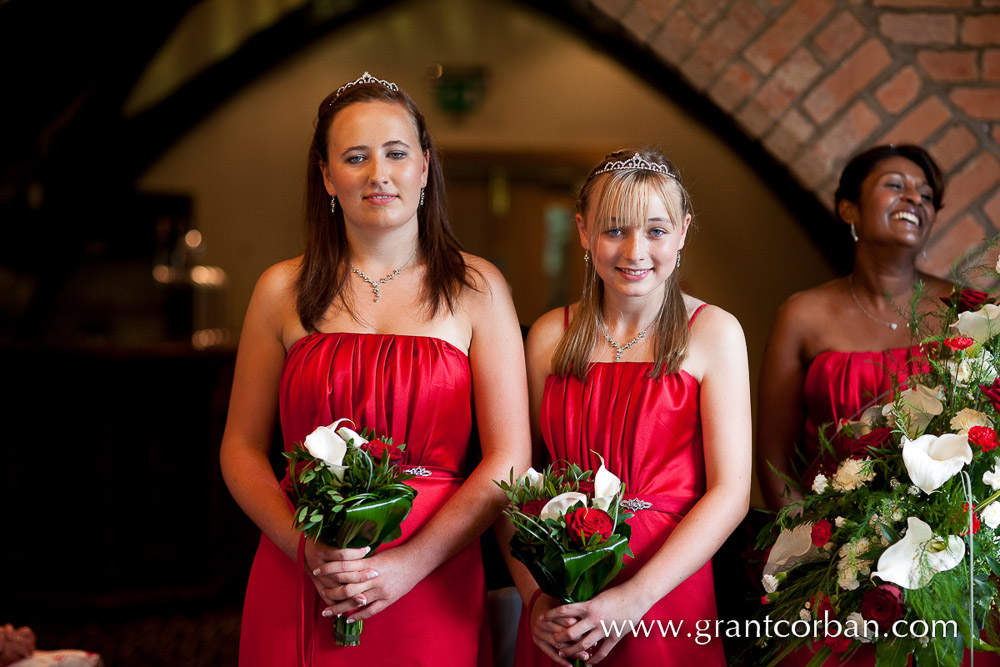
[954,304,1000,344]
[901,433,973,494]
[982,504,1000,530]
[762,573,779,593]
[950,408,992,435]
[812,473,829,493]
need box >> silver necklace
[602,320,655,362]
[847,274,903,331]
[351,249,417,303]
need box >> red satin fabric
[802,347,923,471]
[514,359,725,665]
[238,333,487,667]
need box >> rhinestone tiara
[593,153,678,179]
[334,71,399,100]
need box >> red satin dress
[802,347,923,471]
[784,347,997,667]
[238,333,487,667]
[514,305,726,665]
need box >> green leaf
[874,638,911,667]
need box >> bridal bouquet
[757,262,1000,666]
[498,462,633,665]
[285,419,416,646]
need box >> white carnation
[812,473,829,493]
[833,458,876,492]
[950,408,992,435]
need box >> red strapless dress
[514,309,726,665]
[801,347,923,477]
[238,333,487,667]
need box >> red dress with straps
[238,333,487,666]
[514,304,726,665]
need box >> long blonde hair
[552,147,694,379]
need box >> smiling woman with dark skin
[757,145,953,512]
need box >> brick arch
[580,0,1000,278]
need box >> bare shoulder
[687,299,745,348]
[527,306,571,356]
[255,257,301,302]
[461,252,510,305]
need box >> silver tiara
[334,71,399,99]
[593,153,677,179]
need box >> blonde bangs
[589,171,685,236]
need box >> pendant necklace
[847,274,904,331]
[602,319,655,362]
[351,248,417,303]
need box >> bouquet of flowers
[757,257,1000,667]
[285,418,416,646]
[498,462,633,666]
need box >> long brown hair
[552,147,694,379]
[296,75,474,330]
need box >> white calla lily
[521,467,544,490]
[884,385,944,437]
[873,517,965,589]
[954,304,1000,344]
[983,459,1000,490]
[901,433,973,494]
[304,424,350,481]
[539,492,587,522]
[982,504,1000,530]
[763,523,825,577]
[333,419,367,448]
[591,463,623,511]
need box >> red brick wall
[589,0,1000,278]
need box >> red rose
[811,520,832,547]
[982,379,1000,413]
[970,426,1000,452]
[956,503,981,536]
[945,336,976,351]
[942,288,990,313]
[564,507,614,547]
[761,595,770,605]
[576,480,595,495]
[851,427,894,459]
[520,499,547,517]
[861,584,904,631]
[363,438,405,466]
[824,635,851,654]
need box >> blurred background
[2,0,997,664]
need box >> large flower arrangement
[285,419,416,646]
[498,462,633,666]
[758,266,1000,666]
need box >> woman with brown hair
[511,148,751,665]
[220,72,530,666]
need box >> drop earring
[330,197,336,214]
[419,188,425,206]
[676,251,681,268]
[583,250,590,263]
[850,224,858,242]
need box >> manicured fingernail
[312,568,321,576]
[355,595,366,605]
[367,570,379,579]
[346,616,357,624]
[557,652,564,658]
[321,609,333,618]
[363,546,371,555]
